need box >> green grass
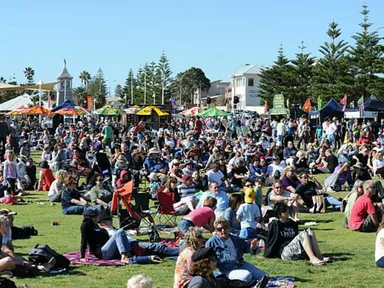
[6,154,382,287]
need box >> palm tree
[79,71,91,88]
[73,87,88,108]
[24,67,35,85]
[0,76,6,83]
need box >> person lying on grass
[263,202,331,266]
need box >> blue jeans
[136,242,179,257]
[62,205,85,215]
[325,195,342,209]
[376,256,384,268]
[223,260,268,281]
[101,229,131,260]
[177,219,194,233]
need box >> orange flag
[302,97,312,112]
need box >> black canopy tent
[364,95,384,111]
[308,98,344,124]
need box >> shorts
[239,227,257,240]
[281,231,307,260]
[177,219,194,233]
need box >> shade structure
[54,106,90,116]
[197,107,230,117]
[6,106,29,115]
[0,82,58,91]
[179,107,202,116]
[136,106,169,116]
[25,105,55,116]
[96,105,125,116]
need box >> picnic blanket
[64,250,125,266]
[266,276,295,288]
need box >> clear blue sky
[1,0,383,93]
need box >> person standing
[101,121,113,150]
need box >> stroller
[110,180,160,243]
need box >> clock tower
[56,59,73,106]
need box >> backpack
[28,244,70,269]
[0,278,17,288]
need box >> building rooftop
[233,64,261,76]
[57,59,73,79]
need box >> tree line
[259,4,384,107]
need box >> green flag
[318,97,322,109]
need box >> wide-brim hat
[148,148,160,155]
[97,209,113,223]
[148,173,159,181]
[353,162,364,169]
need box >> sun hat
[97,209,113,223]
[148,173,159,181]
[148,148,160,155]
[353,162,364,169]
[244,188,255,204]
[191,247,216,262]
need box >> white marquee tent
[0,94,48,112]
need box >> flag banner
[86,95,94,110]
[302,97,312,112]
[48,95,52,109]
[357,96,364,106]
[317,97,322,109]
[264,100,269,114]
[340,94,347,112]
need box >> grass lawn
[5,154,381,287]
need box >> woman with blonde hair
[174,227,204,288]
[373,151,384,177]
[280,166,301,194]
[343,180,364,227]
[48,170,68,203]
[3,150,20,195]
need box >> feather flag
[302,97,312,112]
[264,100,269,114]
[358,96,364,116]
[357,96,364,106]
[286,98,290,108]
[317,97,322,110]
[340,94,347,112]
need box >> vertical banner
[87,95,94,110]
[48,95,52,109]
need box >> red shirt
[349,194,376,230]
[185,207,215,227]
[40,168,55,191]
[193,119,202,133]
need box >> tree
[259,44,296,104]
[79,71,91,88]
[73,87,88,108]
[0,76,6,83]
[86,68,107,108]
[348,4,384,99]
[169,68,210,104]
[291,42,315,104]
[122,69,136,104]
[114,84,123,99]
[310,21,353,102]
[23,67,35,85]
[157,51,172,102]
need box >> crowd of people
[1,113,384,287]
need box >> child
[148,173,161,200]
[254,179,264,209]
[236,188,261,240]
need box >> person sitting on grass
[343,180,364,228]
[61,176,89,215]
[48,170,68,203]
[177,197,217,234]
[89,175,112,209]
[375,218,384,268]
[37,161,55,191]
[264,202,332,266]
[349,180,382,233]
[205,218,268,283]
[324,162,353,193]
[174,227,204,288]
[187,247,268,288]
[268,180,301,220]
[223,194,242,236]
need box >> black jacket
[80,217,109,259]
[188,274,256,288]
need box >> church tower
[56,59,73,106]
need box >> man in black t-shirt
[231,158,248,188]
[316,149,338,173]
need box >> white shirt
[266,163,285,177]
[206,170,224,186]
[376,229,384,261]
[326,123,337,135]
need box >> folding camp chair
[156,191,178,227]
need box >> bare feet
[121,255,130,264]
[310,259,326,266]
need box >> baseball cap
[244,188,255,204]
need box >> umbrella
[96,105,125,116]
[198,107,230,117]
[137,106,169,116]
[179,107,202,116]
[6,106,29,115]
[125,107,140,115]
[25,105,56,116]
[55,106,90,116]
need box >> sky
[1,0,383,94]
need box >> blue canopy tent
[308,98,344,124]
[51,100,76,112]
[364,95,384,111]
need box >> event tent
[137,106,169,116]
[0,94,48,112]
[364,95,384,111]
[51,100,76,112]
[308,98,344,122]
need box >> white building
[56,59,73,106]
[231,64,261,111]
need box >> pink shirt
[185,206,215,227]
[349,194,376,230]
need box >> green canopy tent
[198,107,230,117]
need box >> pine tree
[259,44,295,104]
[122,69,136,104]
[135,66,146,105]
[349,4,384,99]
[157,51,172,104]
[291,42,315,104]
[310,21,352,102]
[114,84,123,99]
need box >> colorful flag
[286,98,290,108]
[86,95,94,110]
[264,100,269,114]
[340,94,347,112]
[302,97,312,112]
[317,97,322,110]
[357,96,364,106]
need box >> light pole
[179,73,186,107]
[231,64,250,113]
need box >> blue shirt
[236,203,260,229]
[196,191,228,211]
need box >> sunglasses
[213,187,219,190]
[174,163,180,166]
[216,226,228,231]
[245,184,253,187]
[275,186,283,189]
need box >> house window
[248,78,254,87]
